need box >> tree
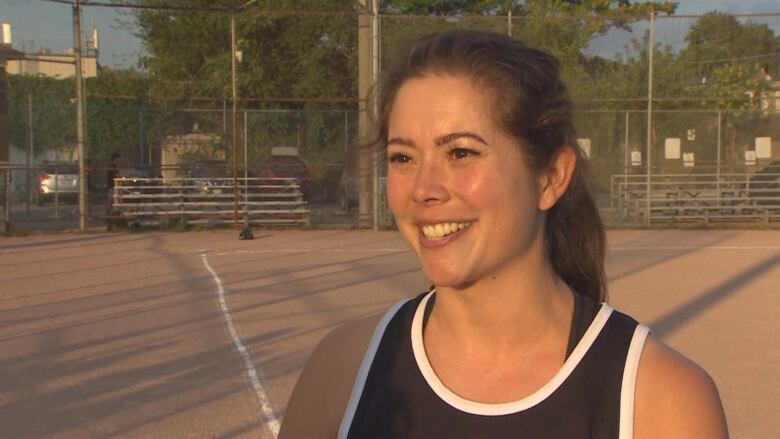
[6,69,156,163]
[126,0,677,194]
[682,12,778,81]
[677,13,780,166]
[128,0,359,168]
[6,76,75,158]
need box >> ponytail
[546,154,607,303]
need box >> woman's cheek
[387,171,411,217]
[455,167,499,210]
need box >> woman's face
[386,74,547,289]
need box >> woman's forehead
[388,75,498,137]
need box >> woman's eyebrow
[388,132,487,148]
[387,137,416,147]
[434,132,488,146]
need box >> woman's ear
[538,147,577,211]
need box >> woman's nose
[411,160,449,206]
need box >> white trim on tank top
[619,324,651,439]
[410,290,615,416]
[338,299,408,439]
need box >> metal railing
[109,176,309,228]
[610,173,780,224]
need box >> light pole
[230,9,238,226]
[73,0,87,231]
[645,9,655,227]
[230,0,259,227]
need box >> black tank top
[338,291,650,439]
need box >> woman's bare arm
[278,314,382,439]
[634,335,729,439]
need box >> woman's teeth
[421,222,471,239]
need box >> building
[5,50,98,79]
[1,22,100,79]
[759,81,780,114]
[160,125,225,182]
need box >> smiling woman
[279,30,728,439]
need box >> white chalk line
[206,248,410,256]
[201,253,281,437]
[200,246,780,256]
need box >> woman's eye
[449,148,477,160]
[388,153,412,164]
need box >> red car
[260,147,310,200]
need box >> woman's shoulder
[634,334,728,439]
[278,301,408,438]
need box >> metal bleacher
[108,177,309,228]
[610,167,780,224]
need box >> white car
[36,163,79,206]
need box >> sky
[0,0,779,69]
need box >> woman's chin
[422,266,474,290]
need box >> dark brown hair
[375,30,607,302]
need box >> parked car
[260,147,311,199]
[112,167,160,198]
[35,162,79,206]
[187,160,229,195]
[338,170,387,211]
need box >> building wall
[160,132,224,182]
[6,54,98,79]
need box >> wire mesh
[3,5,780,230]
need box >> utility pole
[371,0,380,230]
[231,10,239,226]
[230,0,259,228]
[73,0,87,231]
[357,0,374,228]
[645,9,655,227]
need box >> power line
[37,0,357,15]
[87,92,358,103]
[660,12,780,19]
[686,51,780,65]
[38,0,227,11]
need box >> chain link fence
[2,5,779,231]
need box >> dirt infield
[1,229,778,438]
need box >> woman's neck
[430,252,574,355]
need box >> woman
[279,30,728,438]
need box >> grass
[2,229,31,237]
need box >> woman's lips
[418,222,472,249]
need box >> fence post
[3,169,10,230]
[54,166,59,219]
[139,108,145,165]
[624,110,629,191]
[26,93,33,220]
[344,110,348,158]
[243,109,248,215]
[716,110,722,197]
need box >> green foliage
[682,12,778,79]
[676,12,780,113]
[8,0,778,182]
[5,68,156,163]
[6,75,75,155]
[134,0,357,102]
[709,63,767,111]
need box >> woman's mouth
[418,221,472,248]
